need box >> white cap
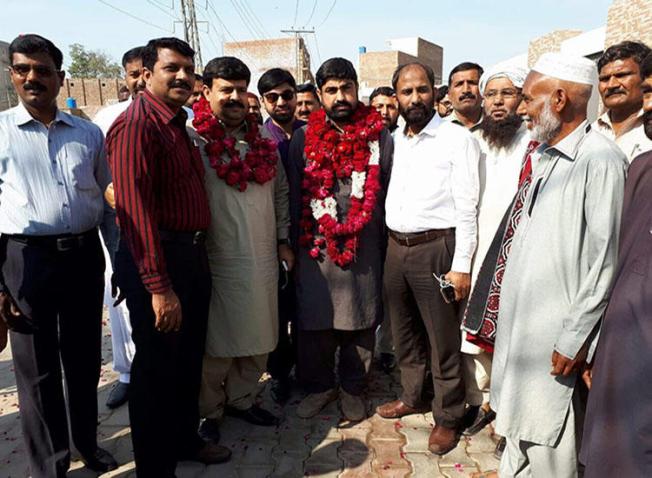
[531,52,597,86]
[479,62,529,94]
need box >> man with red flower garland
[377,62,481,456]
[287,57,393,422]
[189,56,293,440]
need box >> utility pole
[180,0,203,71]
[280,28,314,83]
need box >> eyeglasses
[484,89,519,101]
[264,90,295,103]
[11,64,58,78]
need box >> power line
[147,0,178,20]
[318,0,336,27]
[238,0,271,38]
[228,0,264,40]
[97,0,172,32]
[205,0,259,69]
[311,31,322,65]
[304,0,318,27]
[293,0,300,27]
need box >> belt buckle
[193,231,205,245]
[404,234,410,247]
[56,237,75,252]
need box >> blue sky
[2,0,614,78]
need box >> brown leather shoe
[376,400,429,419]
[428,424,459,455]
[191,442,232,464]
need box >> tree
[68,43,122,78]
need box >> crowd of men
[0,31,651,478]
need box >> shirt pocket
[67,145,100,192]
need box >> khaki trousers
[462,350,492,407]
[199,354,267,420]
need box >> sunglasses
[264,90,295,103]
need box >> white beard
[531,98,562,144]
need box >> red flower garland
[192,96,278,191]
[300,104,384,267]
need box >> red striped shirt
[106,90,210,294]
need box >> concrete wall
[56,77,125,109]
[0,41,17,112]
[605,0,652,47]
[528,30,583,67]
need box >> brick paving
[0,319,500,477]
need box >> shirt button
[58,181,63,186]
[62,203,68,208]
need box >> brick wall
[605,0,652,48]
[528,30,582,67]
[56,77,125,108]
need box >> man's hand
[444,271,471,301]
[0,316,7,353]
[104,183,116,209]
[551,343,588,377]
[581,363,593,389]
[0,292,21,353]
[151,289,182,333]
[278,244,295,271]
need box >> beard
[530,98,562,144]
[402,103,433,127]
[480,113,523,149]
[643,109,652,141]
[325,101,354,121]
[270,110,294,125]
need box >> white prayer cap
[531,52,598,86]
[479,62,529,94]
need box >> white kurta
[462,125,531,355]
[490,122,626,446]
[190,126,290,358]
[593,110,652,163]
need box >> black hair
[369,86,395,103]
[640,52,652,79]
[598,40,652,72]
[436,85,449,102]
[297,83,317,95]
[141,37,195,72]
[195,73,203,82]
[257,68,296,95]
[9,34,63,70]
[203,56,250,88]
[121,46,144,68]
[315,57,357,89]
[448,62,484,85]
[391,62,435,91]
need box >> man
[377,62,480,456]
[448,62,484,130]
[107,37,231,477]
[93,45,145,411]
[186,72,204,107]
[369,86,399,132]
[580,52,652,478]
[459,64,530,437]
[594,40,652,162]
[436,85,453,118]
[193,56,292,438]
[247,91,263,124]
[0,34,117,477]
[288,58,393,422]
[295,82,321,120]
[258,67,304,403]
[490,53,626,477]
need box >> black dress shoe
[106,382,129,409]
[225,404,279,426]
[271,378,292,404]
[81,447,118,472]
[463,407,496,436]
[379,353,396,374]
[494,436,506,460]
[198,418,221,443]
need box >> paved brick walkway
[0,320,500,477]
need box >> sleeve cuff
[451,256,472,274]
[554,332,584,360]
[141,273,172,295]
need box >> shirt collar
[597,109,644,131]
[14,101,75,127]
[449,110,483,130]
[142,89,184,124]
[400,111,442,138]
[544,120,591,160]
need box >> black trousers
[298,327,375,396]
[1,232,104,478]
[384,234,465,429]
[115,237,210,478]
[267,272,297,381]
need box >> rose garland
[299,104,384,267]
[192,96,278,192]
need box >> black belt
[389,228,454,247]
[6,229,97,252]
[159,229,206,245]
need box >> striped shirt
[0,102,110,235]
[106,90,210,294]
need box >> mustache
[169,80,192,90]
[459,92,476,101]
[406,103,429,114]
[225,100,245,109]
[333,101,352,109]
[605,87,626,97]
[23,81,46,92]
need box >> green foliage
[68,43,122,78]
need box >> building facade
[0,40,17,112]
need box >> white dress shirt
[0,102,110,235]
[386,113,480,273]
[593,110,652,163]
[93,98,131,135]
